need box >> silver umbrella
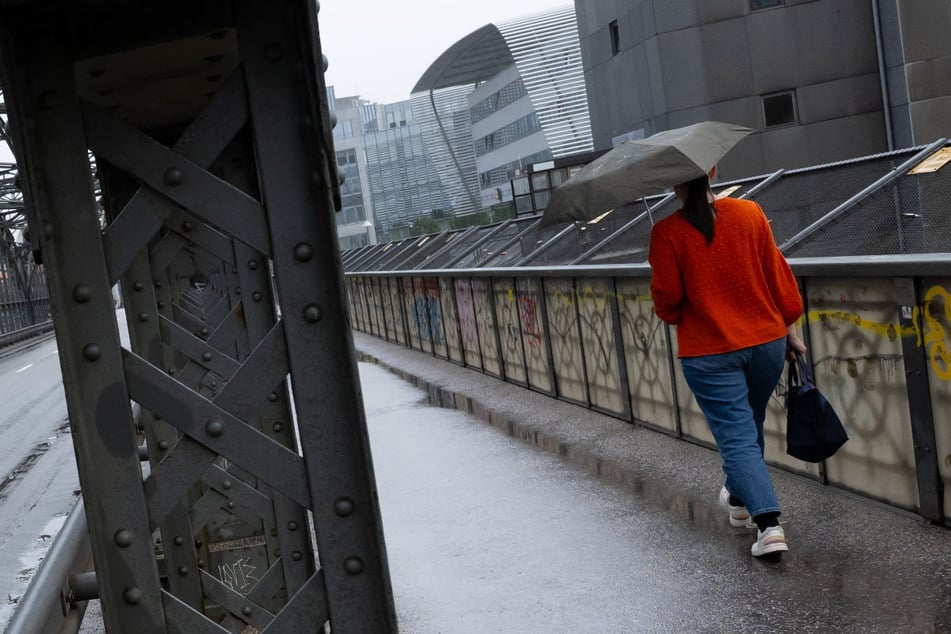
[539,121,755,227]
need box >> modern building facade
[411,5,594,214]
[574,0,951,180]
[329,88,377,250]
[362,100,451,241]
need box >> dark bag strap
[787,352,814,390]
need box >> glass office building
[411,5,593,214]
[362,100,451,241]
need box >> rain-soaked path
[20,325,951,633]
[357,332,951,634]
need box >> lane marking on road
[15,364,33,373]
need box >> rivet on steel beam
[322,54,330,73]
[158,440,169,451]
[292,551,302,561]
[343,557,364,575]
[329,111,337,129]
[205,420,225,437]
[252,291,263,302]
[264,42,283,62]
[271,528,278,537]
[337,167,346,186]
[201,327,211,336]
[242,606,253,617]
[173,536,184,546]
[133,281,144,291]
[248,259,258,270]
[202,352,212,361]
[302,115,314,131]
[268,392,278,402]
[222,479,232,490]
[311,170,322,187]
[334,497,354,517]
[181,220,193,232]
[287,521,299,531]
[273,550,281,558]
[272,422,284,433]
[72,284,91,303]
[303,304,323,323]
[138,312,149,322]
[122,586,142,605]
[158,301,166,309]
[293,243,314,262]
[167,368,176,375]
[114,530,133,547]
[195,539,203,548]
[155,280,162,288]
[235,288,242,296]
[43,222,54,239]
[227,501,235,509]
[198,559,206,568]
[164,167,183,186]
[177,566,189,576]
[83,344,101,361]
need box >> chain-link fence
[345,142,951,271]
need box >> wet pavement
[354,331,951,633]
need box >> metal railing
[346,254,951,526]
[6,502,94,634]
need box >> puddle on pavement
[0,419,71,502]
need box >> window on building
[609,20,620,56]
[763,91,797,127]
[751,0,783,9]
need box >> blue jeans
[680,337,786,517]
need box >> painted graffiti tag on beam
[922,285,951,381]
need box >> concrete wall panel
[546,277,588,403]
[473,278,503,377]
[493,277,528,385]
[577,278,626,415]
[454,278,482,369]
[516,277,554,394]
[616,278,678,432]
[439,277,464,364]
[806,277,919,511]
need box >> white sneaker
[718,486,754,529]
[751,525,789,557]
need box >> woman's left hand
[786,324,807,361]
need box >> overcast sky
[318,0,572,104]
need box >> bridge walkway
[349,330,951,632]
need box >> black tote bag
[785,353,849,462]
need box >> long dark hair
[681,175,716,244]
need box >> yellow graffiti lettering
[923,285,951,381]
[805,310,916,339]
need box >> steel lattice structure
[0,1,396,632]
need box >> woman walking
[648,167,806,558]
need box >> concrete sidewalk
[353,331,951,632]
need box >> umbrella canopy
[539,121,755,227]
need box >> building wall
[330,89,377,249]
[574,0,946,180]
[471,64,553,207]
[364,100,451,240]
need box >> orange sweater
[648,197,802,357]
